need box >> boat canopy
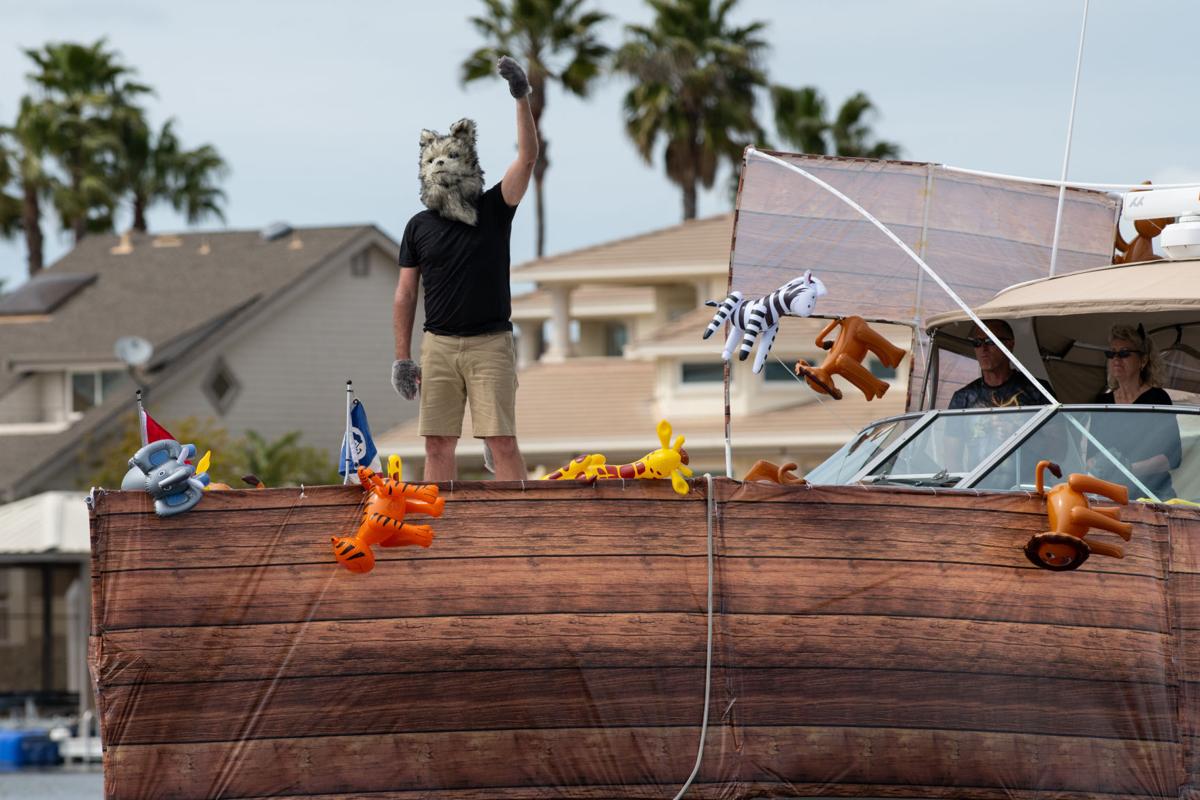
[924,258,1200,404]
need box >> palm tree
[772,85,900,159]
[461,0,610,257]
[769,85,827,155]
[0,133,21,244]
[118,117,228,232]
[167,141,228,226]
[5,97,58,276]
[829,91,900,159]
[614,0,767,221]
[23,39,151,242]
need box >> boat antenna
[1048,0,1090,277]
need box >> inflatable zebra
[702,271,828,373]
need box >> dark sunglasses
[1104,348,1142,359]
[969,337,1013,348]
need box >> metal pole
[343,380,353,484]
[1049,0,1090,277]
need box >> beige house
[376,214,910,478]
[0,224,419,503]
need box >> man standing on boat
[949,320,1046,409]
[391,56,537,482]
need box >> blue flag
[339,399,378,475]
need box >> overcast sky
[1,0,1197,290]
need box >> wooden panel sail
[729,153,1121,409]
[89,480,1200,798]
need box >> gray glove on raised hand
[497,56,531,98]
[391,359,420,400]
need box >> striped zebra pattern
[702,291,744,340]
[700,272,827,374]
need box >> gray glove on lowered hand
[391,359,420,400]
[497,56,531,98]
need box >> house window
[203,358,241,415]
[869,358,897,380]
[681,362,727,383]
[69,370,125,415]
[604,323,627,357]
[350,251,370,277]
[764,362,799,383]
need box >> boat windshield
[803,413,923,485]
[807,404,1200,501]
[855,407,1042,488]
[970,406,1200,499]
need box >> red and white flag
[137,395,175,446]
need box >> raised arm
[498,56,538,207]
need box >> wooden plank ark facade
[88,479,1200,799]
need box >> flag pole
[135,389,147,447]
[343,379,353,485]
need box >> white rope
[939,165,1200,191]
[773,353,862,438]
[1049,0,1090,277]
[670,473,716,800]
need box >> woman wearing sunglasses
[1098,324,1169,405]
[1092,323,1180,499]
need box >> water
[0,768,103,799]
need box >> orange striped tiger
[331,466,444,574]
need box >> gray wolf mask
[419,118,485,226]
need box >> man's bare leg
[485,436,526,481]
[424,435,459,482]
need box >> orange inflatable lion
[1023,460,1133,571]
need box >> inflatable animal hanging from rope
[793,315,906,401]
[703,271,827,373]
[1023,460,1133,572]
[542,420,693,495]
[331,465,444,574]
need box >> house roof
[0,225,394,501]
[510,214,733,284]
[0,491,90,559]
[0,226,384,387]
[374,356,903,462]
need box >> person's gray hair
[1108,323,1165,389]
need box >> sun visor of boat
[731,153,1120,405]
[925,259,1200,402]
[89,481,1200,799]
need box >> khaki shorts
[419,331,518,438]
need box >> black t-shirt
[948,372,1046,410]
[398,182,517,336]
[1094,386,1181,499]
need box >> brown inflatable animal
[1114,181,1172,264]
[742,460,806,484]
[1023,460,1133,571]
[794,316,906,401]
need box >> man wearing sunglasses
[948,320,1046,409]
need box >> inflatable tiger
[331,466,444,574]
